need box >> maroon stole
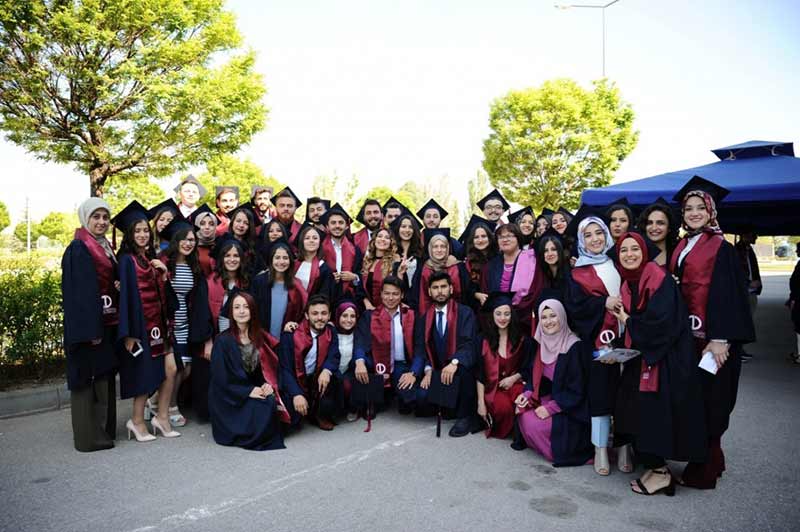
[294,259,321,295]
[367,261,388,306]
[322,235,357,293]
[621,262,666,390]
[283,282,308,327]
[353,228,371,254]
[131,253,167,357]
[74,228,119,326]
[531,347,545,404]
[215,211,230,237]
[257,332,291,423]
[418,263,463,316]
[669,232,723,340]
[370,305,415,375]
[571,265,620,349]
[197,245,215,278]
[292,320,333,393]
[423,299,459,369]
[481,338,524,407]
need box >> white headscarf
[574,216,613,268]
[77,197,115,258]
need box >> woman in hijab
[515,299,592,466]
[61,198,119,451]
[564,215,630,476]
[334,299,360,421]
[669,177,755,489]
[612,232,707,495]
[412,229,469,314]
[189,205,219,277]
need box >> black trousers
[70,375,116,452]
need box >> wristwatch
[450,358,459,366]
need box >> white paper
[594,348,641,364]
[698,351,718,375]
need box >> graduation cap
[250,185,274,199]
[228,202,257,222]
[508,206,534,226]
[652,196,671,207]
[187,204,220,226]
[427,370,462,437]
[476,189,510,211]
[320,202,353,226]
[110,200,150,232]
[457,214,493,244]
[215,185,240,199]
[213,234,245,261]
[305,198,331,222]
[355,199,381,225]
[271,186,303,207]
[485,291,515,312]
[607,196,631,208]
[556,206,574,219]
[382,196,408,213]
[423,227,451,243]
[292,222,325,248]
[147,198,182,221]
[416,198,448,222]
[672,175,730,205]
[537,227,564,244]
[389,212,423,234]
[540,207,555,217]
[565,204,605,239]
[160,217,194,243]
[173,175,207,198]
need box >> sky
[2,0,799,226]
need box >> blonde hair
[362,228,398,278]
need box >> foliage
[482,78,638,211]
[311,172,361,218]
[196,154,282,208]
[0,200,9,232]
[105,175,166,215]
[13,220,41,244]
[0,0,267,197]
[0,257,63,379]
[36,211,78,245]
[466,170,492,223]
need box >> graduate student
[305,196,330,229]
[637,198,678,268]
[271,186,303,245]
[214,185,240,237]
[359,227,407,311]
[251,185,275,226]
[476,292,533,439]
[537,231,570,304]
[382,196,407,228]
[279,295,342,430]
[515,299,593,466]
[476,189,510,228]
[413,228,469,315]
[535,208,554,238]
[353,276,418,413]
[61,198,119,452]
[460,215,498,311]
[611,232,707,496]
[669,176,755,490]
[174,175,206,218]
[509,206,536,250]
[208,291,290,450]
[333,299,360,420]
[352,199,384,254]
[188,204,219,277]
[391,213,424,302]
[251,242,308,340]
[226,203,266,276]
[148,198,182,252]
[417,198,465,259]
[320,203,363,300]
[605,198,634,241]
[412,271,480,437]
[113,201,172,442]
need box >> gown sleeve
[323,328,341,375]
[353,311,373,366]
[454,305,477,369]
[278,331,304,398]
[706,241,756,344]
[626,278,684,367]
[551,341,588,414]
[210,335,255,406]
[117,254,144,342]
[61,241,103,346]
[564,271,606,342]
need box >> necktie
[436,310,444,338]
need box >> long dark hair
[297,225,324,261]
[267,242,296,288]
[226,291,266,351]
[485,304,522,352]
[638,203,679,263]
[214,239,251,289]
[117,219,155,267]
[466,224,498,267]
[536,235,568,285]
[165,227,203,278]
[227,208,258,250]
[263,218,289,243]
[393,214,423,259]
[606,204,634,232]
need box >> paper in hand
[698,351,718,375]
[594,348,641,364]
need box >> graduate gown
[478,336,532,438]
[208,334,288,451]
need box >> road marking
[127,427,430,531]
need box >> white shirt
[405,257,418,289]
[304,330,319,375]
[178,203,197,218]
[338,333,354,374]
[332,238,343,272]
[390,309,405,362]
[296,261,312,290]
[678,234,703,267]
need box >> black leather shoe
[449,417,471,437]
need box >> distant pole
[555,0,621,78]
[26,196,31,255]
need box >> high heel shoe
[126,419,156,442]
[143,398,156,421]
[632,468,676,496]
[617,443,634,473]
[594,447,610,476]
[151,417,181,438]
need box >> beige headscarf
[77,197,115,258]
[425,234,459,271]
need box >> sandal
[168,406,187,427]
[617,444,634,473]
[631,468,675,496]
[594,447,610,476]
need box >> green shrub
[0,257,64,380]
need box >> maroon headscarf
[335,300,359,335]
[616,231,649,285]
[682,190,723,236]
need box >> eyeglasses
[498,234,516,241]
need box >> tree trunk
[89,166,107,198]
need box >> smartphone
[130,341,144,358]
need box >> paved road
[1,275,798,532]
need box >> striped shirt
[171,263,194,344]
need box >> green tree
[466,170,491,222]
[13,220,41,244]
[0,200,9,232]
[105,175,165,216]
[36,211,78,245]
[197,154,281,208]
[312,173,362,217]
[482,78,638,211]
[0,0,267,197]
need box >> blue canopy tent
[580,140,800,235]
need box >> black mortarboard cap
[351,374,386,409]
[476,189,510,211]
[672,175,730,205]
[427,371,460,410]
[271,186,303,207]
[539,207,555,217]
[556,206,574,219]
[538,227,564,244]
[320,202,353,226]
[423,227,451,243]
[215,185,240,199]
[147,198,182,221]
[251,185,274,199]
[565,204,605,239]
[160,217,194,242]
[508,206,534,225]
[355,199,381,225]
[457,214,493,244]
[485,291,515,312]
[213,234,244,261]
[228,202,257,221]
[416,198,448,221]
[607,196,631,208]
[390,212,423,234]
[382,196,408,213]
[653,196,671,207]
[111,200,150,232]
[173,175,207,197]
[292,222,325,248]
[187,204,220,226]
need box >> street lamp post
[555,0,621,78]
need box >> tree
[312,172,362,217]
[466,170,491,222]
[0,0,267,197]
[104,175,165,216]
[0,200,9,232]
[13,220,40,244]
[196,154,281,208]
[37,211,78,245]
[482,78,638,211]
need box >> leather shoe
[448,417,471,437]
[316,417,335,431]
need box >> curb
[0,376,122,420]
